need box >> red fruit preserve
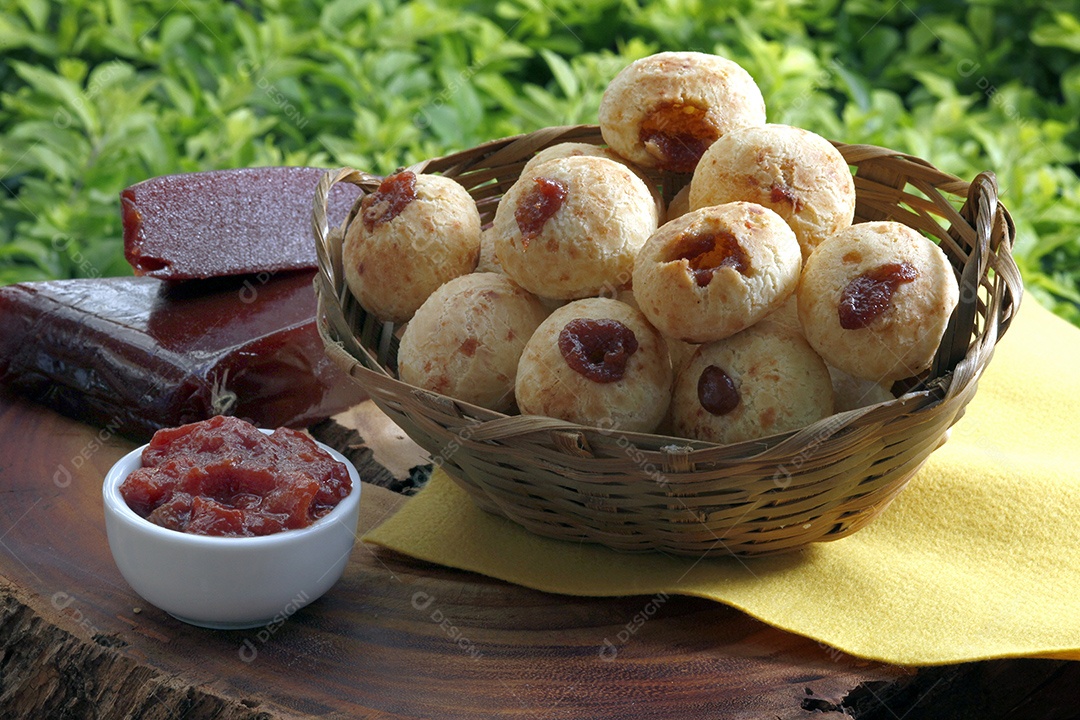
[515,176,568,245]
[120,416,352,537]
[558,318,639,384]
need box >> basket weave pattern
[313,125,1022,556]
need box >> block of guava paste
[122,167,362,279]
[0,271,366,440]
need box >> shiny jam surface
[668,231,751,287]
[361,170,418,232]
[698,365,740,416]
[120,416,351,536]
[558,318,639,383]
[515,177,568,246]
[838,262,919,330]
[639,102,717,173]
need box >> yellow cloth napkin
[364,300,1080,666]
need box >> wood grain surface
[0,392,1075,719]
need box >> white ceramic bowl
[102,431,361,630]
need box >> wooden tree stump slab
[0,392,1075,719]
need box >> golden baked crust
[343,173,480,323]
[756,294,803,338]
[493,155,659,300]
[689,124,855,261]
[632,202,802,343]
[521,142,617,178]
[600,51,766,172]
[665,184,692,223]
[476,227,503,274]
[515,298,672,432]
[616,289,696,377]
[671,324,834,445]
[521,142,664,219]
[797,221,960,383]
[398,273,548,412]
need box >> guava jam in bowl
[102,416,362,630]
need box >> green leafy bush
[1,0,1077,325]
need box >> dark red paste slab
[122,167,361,279]
[0,272,366,440]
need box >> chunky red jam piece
[639,102,717,173]
[698,365,740,416]
[838,262,919,330]
[515,177,568,246]
[668,231,751,287]
[557,318,639,384]
[769,183,801,212]
[361,170,418,232]
[120,416,352,537]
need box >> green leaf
[1031,12,1080,53]
[107,0,133,41]
[540,48,579,98]
[1062,65,1080,110]
[831,60,872,111]
[932,22,979,61]
[914,70,957,101]
[860,26,901,72]
[320,0,371,37]
[57,57,89,84]
[160,14,195,51]
[967,5,995,50]
[17,0,50,32]
[0,15,39,53]
[0,239,52,266]
[12,62,100,138]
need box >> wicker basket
[312,124,1022,557]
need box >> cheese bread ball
[520,142,625,178]
[515,298,672,432]
[343,170,480,323]
[666,184,692,222]
[616,289,696,376]
[798,221,959,383]
[689,124,855,260]
[537,295,569,313]
[671,325,834,445]
[599,51,766,173]
[757,294,803,338]
[521,142,664,219]
[476,227,503,274]
[493,155,659,300]
[398,273,548,412]
[632,202,802,343]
